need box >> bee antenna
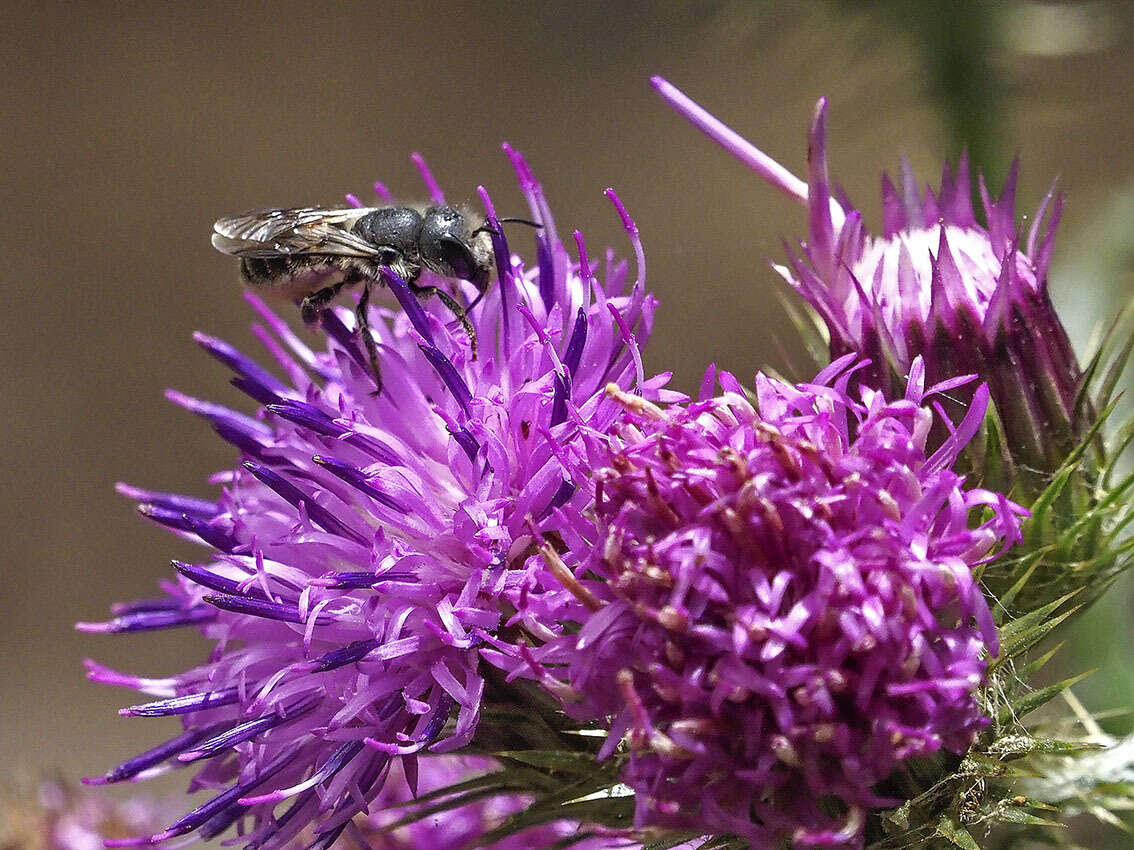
[472,217,543,238]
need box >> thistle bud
[653,77,1086,493]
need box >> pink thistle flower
[652,77,1083,481]
[78,150,673,849]
[1,770,631,850]
[519,357,1025,848]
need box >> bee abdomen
[237,255,381,300]
[240,256,294,285]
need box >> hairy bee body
[211,202,497,394]
[213,203,493,296]
[237,255,385,300]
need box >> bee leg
[410,284,478,361]
[300,283,346,324]
[355,281,383,395]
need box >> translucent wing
[211,206,381,258]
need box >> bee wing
[212,206,381,258]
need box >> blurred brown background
[1,0,1131,844]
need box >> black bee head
[419,206,492,291]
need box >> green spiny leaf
[773,288,828,372]
[473,794,635,847]
[993,590,1081,664]
[1060,468,1134,542]
[375,769,525,811]
[1102,413,1134,489]
[1074,352,1105,430]
[1001,604,1082,664]
[1096,332,1134,410]
[1025,739,1106,756]
[992,806,1065,827]
[980,736,1104,759]
[955,754,1036,778]
[1104,493,1134,543]
[1059,397,1121,472]
[933,815,981,849]
[989,553,1047,623]
[880,800,912,830]
[978,407,1010,493]
[1025,468,1075,547]
[998,670,1094,726]
[1013,641,1065,681]
[494,750,608,774]
[1075,297,1133,417]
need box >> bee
[212,203,534,394]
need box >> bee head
[419,206,493,291]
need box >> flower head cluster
[653,77,1084,480]
[2,769,623,850]
[526,358,1025,847]
[79,152,670,848]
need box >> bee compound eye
[420,207,473,277]
[437,235,479,282]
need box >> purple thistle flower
[79,149,673,849]
[652,77,1084,482]
[4,769,631,850]
[517,358,1026,848]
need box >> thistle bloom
[79,150,670,848]
[652,77,1083,480]
[2,770,619,850]
[522,358,1025,847]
